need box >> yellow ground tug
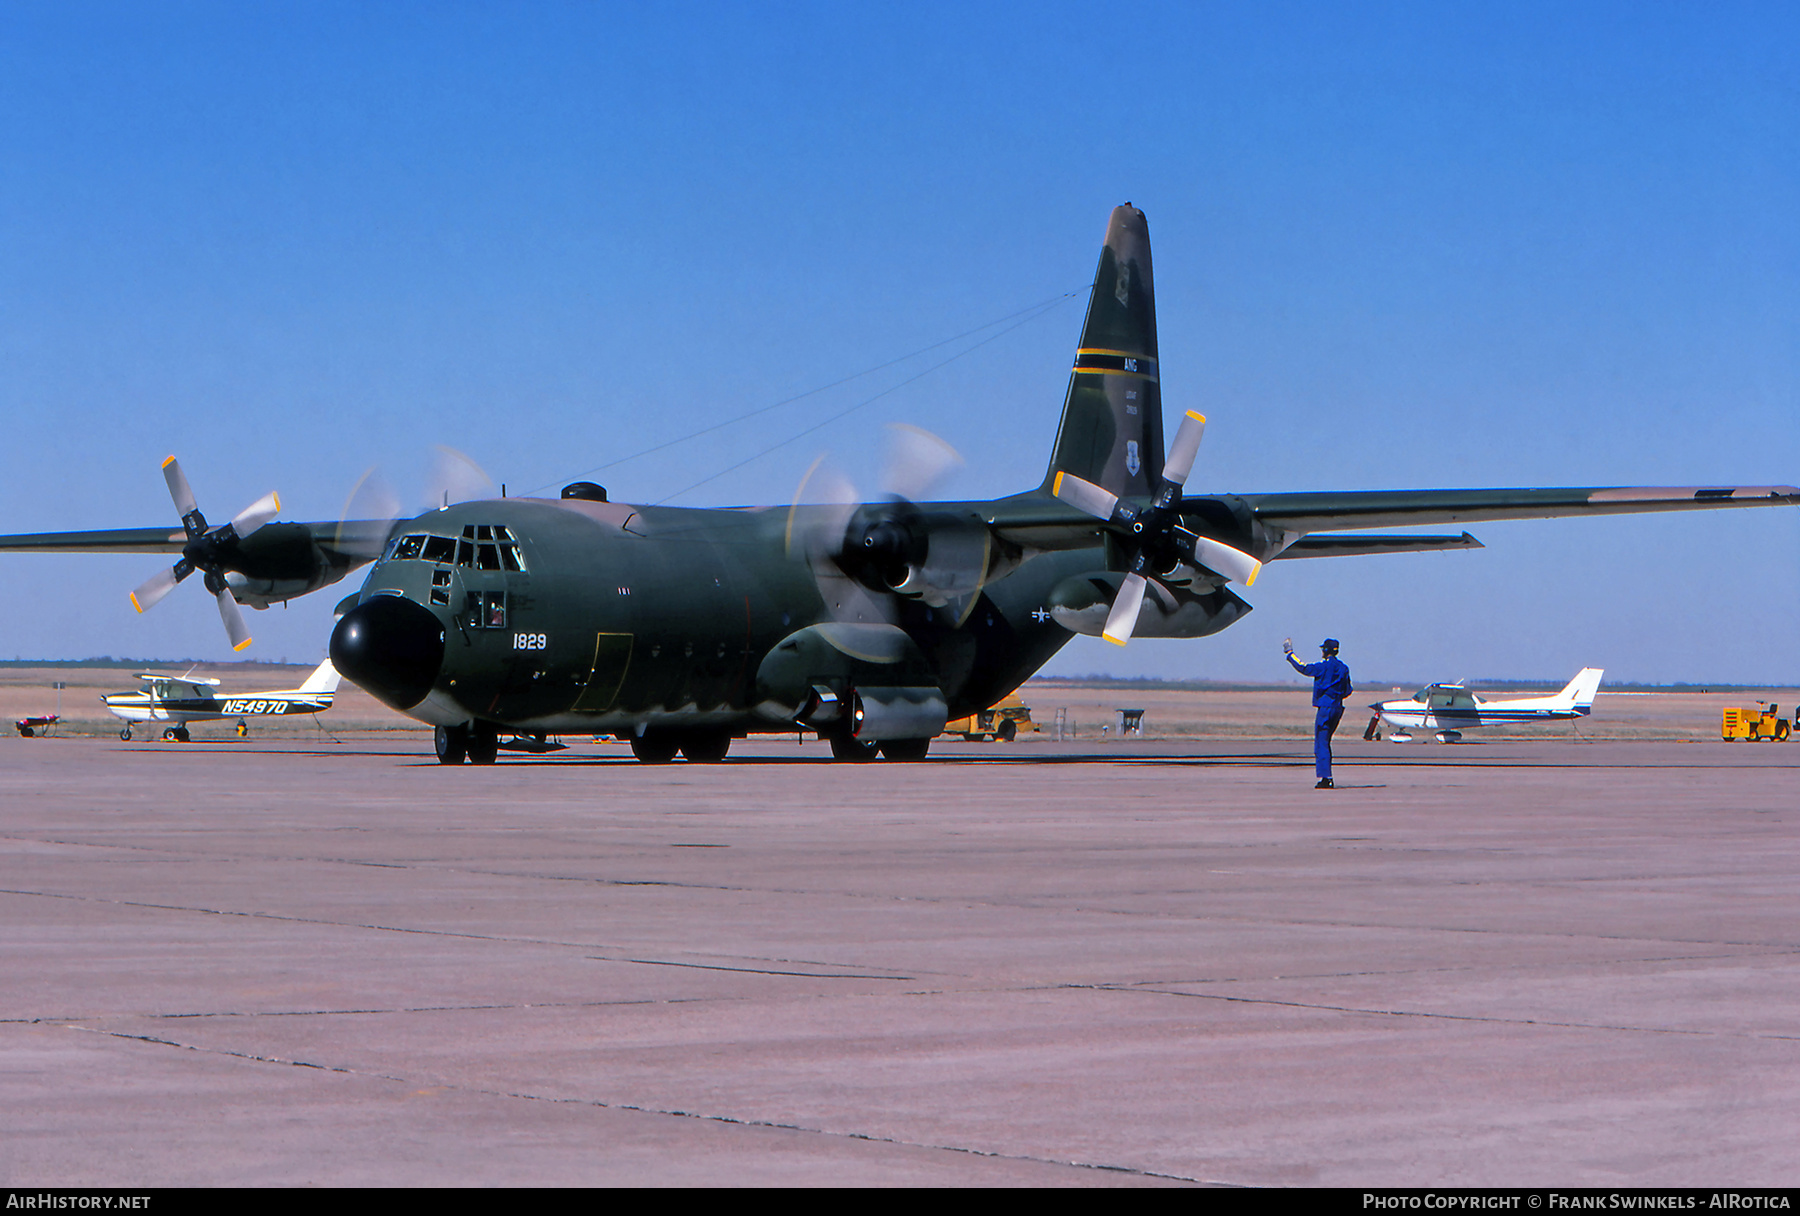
[1721,702,1790,742]
[944,694,1039,742]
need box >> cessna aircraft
[1365,668,1604,743]
[103,658,342,741]
[1,205,1795,765]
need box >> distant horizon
[1,657,1793,696]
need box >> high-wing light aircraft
[2,206,1795,765]
[103,658,342,741]
[1365,668,1603,743]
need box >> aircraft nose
[329,595,445,712]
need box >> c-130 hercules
[3,205,1795,764]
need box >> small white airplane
[104,659,342,741]
[1365,668,1604,743]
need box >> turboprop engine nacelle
[1047,571,1252,640]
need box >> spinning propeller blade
[129,456,280,651]
[1053,409,1259,644]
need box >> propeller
[330,446,497,561]
[786,425,1002,622]
[333,466,404,561]
[425,445,495,511]
[1051,410,1263,645]
[129,456,282,652]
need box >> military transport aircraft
[1365,668,1604,743]
[2,205,1795,765]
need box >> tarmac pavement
[2,735,1796,1186]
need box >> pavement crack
[1074,983,1800,1042]
[60,1022,1210,1185]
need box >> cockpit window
[423,536,457,564]
[476,543,501,571]
[392,535,426,561]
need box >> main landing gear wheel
[119,726,133,741]
[467,723,500,765]
[163,725,190,743]
[829,732,879,762]
[630,731,680,764]
[878,737,930,761]
[434,724,468,765]
[678,730,732,763]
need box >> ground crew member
[1285,637,1352,789]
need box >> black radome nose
[330,595,446,711]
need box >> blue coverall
[1287,651,1352,781]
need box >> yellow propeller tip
[233,637,253,652]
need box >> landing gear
[630,730,680,764]
[828,731,880,762]
[162,725,190,743]
[119,726,133,741]
[878,737,930,761]
[678,729,731,763]
[435,722,499,764]
[235,718,248,738]
[467,722,500,765]
[1434,730,1463,744]
[434,724,468,765]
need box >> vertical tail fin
[298,659,342,695]
[1556,668,1604,708]
[1042,205,1164,499]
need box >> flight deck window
[423,536,456,564]
[393,535,426,561]
[476,543,501,571]
[457,539,475,567]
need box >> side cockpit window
[391,535,426,561]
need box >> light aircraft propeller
[1051,409,1263,645]
[129,456,281,652]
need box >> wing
[0,520,390,559]
[1234,486,1800,534]
[0,527,186,554]
[984,484,1798,559]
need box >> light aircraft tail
[1554,668,1604,709]
[1042,204,1164,500]
[298,659,342,695]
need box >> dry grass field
[2,663,1793,745]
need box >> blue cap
[1321,638,1340,653]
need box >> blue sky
[2,1,1795,683]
